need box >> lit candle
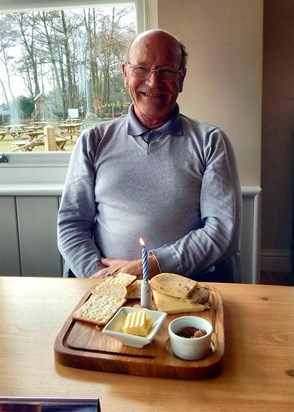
[139,237,149,281]
[139,237,152,308]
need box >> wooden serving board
[54,285,224,380]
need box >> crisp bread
[73,294,126,326]
[126,279,142,299]
[73,282,128,326]
[92,272,136,296]
[72,273,137,326]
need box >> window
[0,0,157,183]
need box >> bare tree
[95,7,135,112]
[0,5,135,120]
[0,15,17,102]
[83,8,100,114]
[14,12,42,98]
[39,11,64,117]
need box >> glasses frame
[127,62,183,82]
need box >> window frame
[0,0,158,183]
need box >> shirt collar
[127,104,183,137]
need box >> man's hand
[90,255,160,279]
[90,257,141,279]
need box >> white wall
[158,0,263,187]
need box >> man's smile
[141,92,164,97]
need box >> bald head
[126,29,188,69]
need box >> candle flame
[139,237,145,247]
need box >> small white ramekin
[168,316,212,360]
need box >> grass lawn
[0,133,76,153]
[0,133,78,153]
[0,118,107,153]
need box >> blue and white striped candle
[139,237,149,281]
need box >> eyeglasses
[127,62,183,82]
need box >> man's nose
[146,69,161,83]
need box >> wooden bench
[0,131,7,140]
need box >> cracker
[126,279,142,299]
[72,273,136,326]
[92,281,127,299]
[73,283,128,326]
[73,294,126,326]
[92,272,136,295]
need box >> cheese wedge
[122,310,153,337]
[152,289,210,314]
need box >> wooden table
[0,277,293,411]
[4,124,26,138]
[24,130,45,140]
[0,131,6,140]
[58,123,82,138]
[30,121,47,127]
[12,137,69,152]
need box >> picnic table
[58,123,82,138]
[24,130,45,140]
[12,134,70,152]
[4,124,27,138]
[0,131,6,140]
[30,121,47,127]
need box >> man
[58,29,242,281]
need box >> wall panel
[0,186,261,282]
[16,196,63,276]
[0,197,20,275]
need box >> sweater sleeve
[151,128,242,278]
[57,129,103,278]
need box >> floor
[260,271,294,286]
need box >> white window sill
[0,183,64,196]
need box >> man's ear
[122,63,129,89]
[178,68,187,93]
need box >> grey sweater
[58,106,242,278]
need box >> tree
[14,12,42,98]
[0,5,135,120]
[0,15,17,102]
[17,95,34,118]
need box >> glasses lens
[132,67,149,79]
[159,69,178,82]
[129,64,179,82]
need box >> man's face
[122,32,186,128]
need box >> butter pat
[122,310,153,337]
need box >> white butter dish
[102,306,167,348]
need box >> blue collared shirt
[127,104,183,143]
